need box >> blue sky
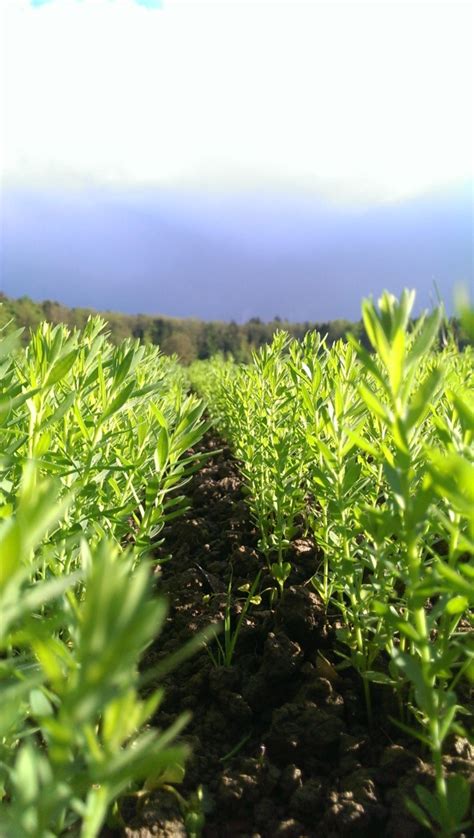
[1,0,472,319]
[3,181,472,321]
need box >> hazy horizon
[1,178,473,323]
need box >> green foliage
[2,292,473,835]
[0,318,207,835]
[190,335,308,593]
[1,316,208,563]
[205,572,262,668]
[194,290,474,836]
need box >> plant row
[189,290,474,836]
[0,316,208,837]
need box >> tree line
[0,293,470,363]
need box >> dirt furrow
[120,434,472,838]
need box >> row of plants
[189,290,474,836]
[0,316,209,836]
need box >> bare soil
[112,435,474,838]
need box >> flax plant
[197,291,473,834]
[0,315,208,836]
[292,336,387,721]
[1,317,208,567]
[349,291,473,835]
[0,475,191,838]
[195,335,308,594]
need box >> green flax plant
[0,314,209,835]
[0,472,194,837]
[241,334,308,592]
[1,317,208,569]
[348,291,473,835]
[291,334,388,721]
[191,336,308,594]
[191,294,473,833]
[188,354,238,441]
[225,335,307,593]
[205,572,262,668]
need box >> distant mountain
[1,180,472,322]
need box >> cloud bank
[1,0,472,204]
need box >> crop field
[0,291,473,837]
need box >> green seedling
[205,572,261,667]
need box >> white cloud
[1,0,472,202]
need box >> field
[0,291,473,837]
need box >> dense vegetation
[0,317,210,836]
[190,291,474,836]
[2,292,471,364]
[0,290,472,836]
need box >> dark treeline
[0,293,470,362]
[0,293,366,361]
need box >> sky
[0,0,473,320]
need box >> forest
[2,292,471,362]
